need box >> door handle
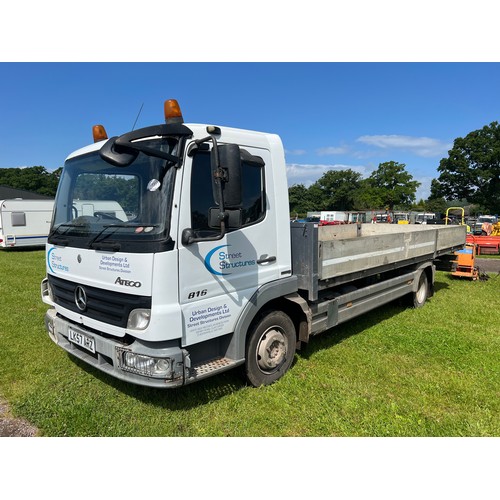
[257,255,277,264]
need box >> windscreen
[49,138,179,252]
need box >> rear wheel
[245,310,296,387]
[412,271,429,308]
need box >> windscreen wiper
[87,223,133,249]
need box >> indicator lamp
[164,99,184,124]
[92,124,108,143]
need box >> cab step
[190,357,239,380]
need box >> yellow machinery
[445,207,471,232]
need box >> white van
[0,198,54,248]
[415,212,436,224]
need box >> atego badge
[115,277,142,288]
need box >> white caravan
[0,198,54,248]
[72,200,128,221]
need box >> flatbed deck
[291,222,466,300]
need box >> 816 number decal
[187,289,207,300]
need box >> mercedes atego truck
[41,99,466,388]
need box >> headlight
[119,350,171,378]
[127,309,151,330]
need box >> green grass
[1,249,499,436]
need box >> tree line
[289,161,421,214]
[290,121,500,216]
[0,166,61,198]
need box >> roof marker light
[164,99,184,124]
[92,125,108,143]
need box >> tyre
[412,271,429,308]
[244,310,296,387]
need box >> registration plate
[68,327,96,354]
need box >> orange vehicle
[451,243,479,280]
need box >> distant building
[0,185,53,200]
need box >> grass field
[0,248,499,437]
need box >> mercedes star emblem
[74,285,88,311]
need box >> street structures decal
[47,247,69,274]
[204,244,256,276]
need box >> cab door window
[190,150,265,237]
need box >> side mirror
[208,207,242,229]
[211,144,242,208]
[182,141,244,246]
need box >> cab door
[177,143,279,347]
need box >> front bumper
[44,308,189,388]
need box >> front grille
[48,274,151,328]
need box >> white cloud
[356,135,451,158]
[285,149,307,156]
[316,146,350,156]
[413,176,434,201]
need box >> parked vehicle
[346,211,368,223]
[0,198,54,248]
[393,212,409,224]
[414,212,436,224]
[307,211,347,225]
[41,99,466,388]
[466,216,500,254]
[472,215,498,235]
[371,212,392,223]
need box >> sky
[2,62,500,201]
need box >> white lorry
[41,100,466,388]
[0,198,54,248]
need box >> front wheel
[245,310,296,387]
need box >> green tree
[431,122,500,213]
[306,182,327,210]
[425,196,448,214]
[311,169,363,211]
[366,161,420,210]
[411,199,427,212]
[288,183,311,215]
[354,179,384,210]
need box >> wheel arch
[250,294,310,348]
[231,276,310,360]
